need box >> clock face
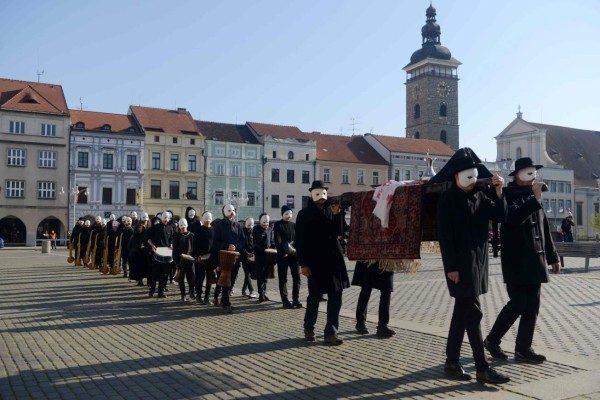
[437,82,450,97]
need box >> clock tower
[403,5,461,150]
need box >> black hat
[281,205,292,215]
[428,147,493,184]
[308,180,328,192]
[508,157,543,176]
[447,156,480,176]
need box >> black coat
[296,200,349,294]
[437,184,507,298]
[351,261,393,292]
[500,182,558,285]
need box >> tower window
[414,131,420,139]
[440,130,447,144]
[440,103,447,117]
[414,104,421,119]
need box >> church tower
[403,5,461,149]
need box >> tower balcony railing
[407,71,458,82]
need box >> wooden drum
[265,248,277,279]
[217,250,239,287]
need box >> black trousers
[178,266,195,298]
[241,261,255,293]
[194,262,213,300]
[149,260,170,295]
[355,286,391,328]
[277,257,300,304]
[487,283,541,352]
[446,296,489,372]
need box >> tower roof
[408,4,453,65]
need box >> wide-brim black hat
[447,156,481,176]
[308,180,328,192]
[508,157,543,176]
[428,147,493,184]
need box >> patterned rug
[347,184,423,261]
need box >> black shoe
[205,299,214,306]
[213,298,220,306]
[475,366,510,384]
[444,362,472,381]
[355,323,369,335]
[157,293,166,299]
[282,302,294,309]
[258,296,266,303]
[304,330,315,342]
[137,281,144,286]
[148,292,154,298]
[264,295,270,301]
[376,326,396,338]
[292,301,303,309]
[515,348,546,364]
[484,338,508,360]
[224,305,234,314]
[323,335,344,346]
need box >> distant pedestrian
[50,230,57,249]
[561,212,574,242]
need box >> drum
[217,250,239,287]
[287,243,297,257]
[265,248,277,279]
[179,253,194,269]
[153,247,173,264]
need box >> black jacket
[273,220,295,260]
[500,182,558,285]
[437,184,507,297]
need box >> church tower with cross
[403,4,461,150]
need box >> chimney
[177,107,187,114]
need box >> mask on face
[78,220,84,226]
[187,209,196,219]
[245,218,254,229]
[457,168,478,188]
[222,205,236,219]
[517,167,537,182]
[282,210,293,221]
[84,220,91,227]
[141,213,149,221]
[112,221,119,229]
[201,211,213,223]
[101,219,107,226]
[311,188,327,202]
[178,219,188,229]
[131,212,138,219]
[109,214,116,221]
[95,216,102,224]
[260,215,270,228]
[161,211,170,224]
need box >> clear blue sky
[1,0,598,161]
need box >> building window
[246,164,257,177]
[271,194,280,208]
[272,150,277,159]
[152,152,161,170]
[414,131,420,139]
[342,169,349,184]
[7,148,25,166]
[231,148,241,158]
[302,196,310,208]
[127,154,137,171]
[39,151,57,168]
[37,181,56,199]
[215,163,225,176]
[102,153,114,170]
[188,155,197,172]
[550,182,557,192]
[286,195,295,209]
[440,130,447,144]
[9,121,25,134]
[190,138,196,145]
[302,170,310,184]
[5,180,25,197]
[439,103,447,117]
[215,190,224,206]
[169,181,179,199]
[414,104,420,119]
[102,187,112,205]
[305,154,309,161]
[172,137,178,144]
[323,168,331,183]
[247,192,255,207]
[154,136,160,143]
[288,151,294,160]
[78,151,89,168]
[77,187,88,204]
[41,123,56,136]
[576,202,583,225]
[246,149,256,159]
[287,170,295,183]
[102,124,111,131]
[557,182,564,193]
[231,164,241,177]
[272,168,280,182]
[75,122,84,129]
[394,169,400,181]
[566,184,572,193]
[566,200,572,212]
[357,170,365,185]
[215,147,226,156]
[126,188,137,205]
[558,199,565,213]
[372,171,380,185]
[170,154,179,171]
[186,182,197,200]
[151,180,161,199]
[404,170,411,180]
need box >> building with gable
[0,78,70,246]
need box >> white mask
[223,204,236,219]
[112,221,119,229]
[245,218,254,229]
[202,211,213,223]
[178,219,188,229]
[131,212,138,219]
[84,220,91,227]
[95,216,102,224]
[141,212,149,221]
[311,188,328,202]
[260,215,270,228]
[517,167,537,182]
[187,209,196,219]
[161,211,170,224]
[109,214,116,221]
[102,219,107,226]
[282,210,293,221]
[78,220,84,226]
[457,168,478,188]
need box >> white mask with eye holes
[161,211,170,224]
[187,209,196,219]
[457,168,478,188]
[95,216,102,224]
[201,211,213,224]
[109,214,116,221]
[245,218,254,229]
[178,219,188,229]
[517,167,537,182]
[282,210,293,221]
[311,188,328,202]
[260,215,270,229]
[223,204,236,219]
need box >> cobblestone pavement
[0,248,599,399]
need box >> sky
[1,0,598,162]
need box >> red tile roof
[531,122,600,187]
[369,134,455,156]
[70,110,141,134]
[246,121,306,139]
[196,120,259,144]
[306,133,388,165]
[129,106,200,135]
[0,78,69,115]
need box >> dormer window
[288,151,294,160]
[102,124,111,131]
[76,122,85,129]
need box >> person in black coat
[485,157,560,364]
[253,212,275,303]
[120,218,134,278]
[240,217,257,298]
[352,261,395,338]
[296,180,349,346]
[437,156,510,384]
[146,212,173,298]
[274,205,302,308]
[192,211,215,304]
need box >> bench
[554,242,600,272]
